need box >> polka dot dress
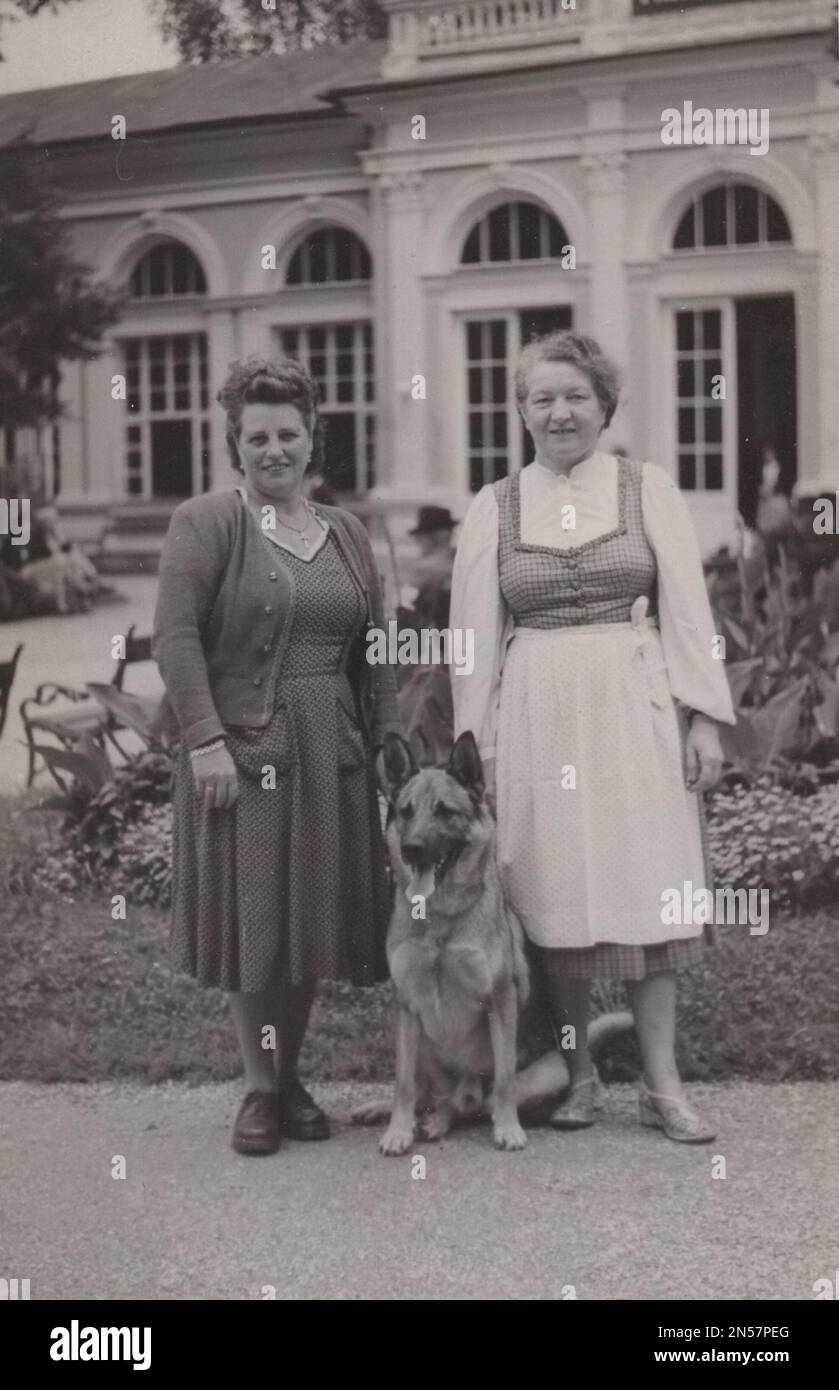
[170,528,391,991]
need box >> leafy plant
[706,547,839,772]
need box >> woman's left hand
[685,714,724,792]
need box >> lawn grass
[2,796,838,1085]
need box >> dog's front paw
[379,1123,415,1156]
[493,1121,527,1151]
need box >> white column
[206,306,236,491]
[55,361,85,501]
[580,151,629,360]
[377,169,428,498]
[84,346,121,502]
[579,150,629,444]
[810,132,839,469]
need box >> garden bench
[20,625,154,788]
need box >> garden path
[1,1078,835,1300]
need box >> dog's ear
[446,730,484,798]
[379,732,418,799]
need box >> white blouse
[450,453,736,757]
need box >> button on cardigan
[152,489,400,751]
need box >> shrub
[705,775,839,912]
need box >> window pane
[734,184,759,245]
[335,325,353,350]
[673,205,695,251]
[309,327,326,351]
[678,408,695,444]
[468,367,483,403]
[704,359,722,397]
[676,312,694,351]
[490,321,506,359]
[679,455,696,489]
[466,321,482,358]
[492,412,507,447]
[766,196,791,243]
[702,311,721,350]
[706,454,723,490]
[469,414,483,448]
[517,201,542,259]
[491,366,506,402]
[309,231,328,283]
[149,247,167,296]
[705,407,722,444]
[334,231,353,281]
[701,186,727,247]
[462,223,481,264]
[336,379,354,403]
[488,205,511,261]
[677,360,695,397]
[172,246,188,294]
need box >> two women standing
[155,333,734,1153]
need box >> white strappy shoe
[638,1082,716,1144]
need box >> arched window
[672,184,792,251]
[286,227,372,285]
[461,201,569,264]
[129,240,207,297]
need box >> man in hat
[392,506,460,765]
[405,505,459,628]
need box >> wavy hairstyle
[217,356,326,472]
[515,331,621,429]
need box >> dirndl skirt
[170,670,391,992]
[495,619,712,980]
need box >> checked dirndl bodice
[494,457,658,629]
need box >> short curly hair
[217,356,325,473]
[515,331,621,429]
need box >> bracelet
[190,738,226,759]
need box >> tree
[0,148,122,488]
[151,0,386,62]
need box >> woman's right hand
[191,745,239,809]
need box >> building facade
[1,0,837,557]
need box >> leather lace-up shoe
[232,1090,281,1155]
[277,1078,330,1141]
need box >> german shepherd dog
[355,730,632,1155]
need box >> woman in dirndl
[153,357,399,1155]
[450,331,735,1143]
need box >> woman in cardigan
[450,331,735,1143]
[153,357,399,1155]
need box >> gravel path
[1,1079,835,1301]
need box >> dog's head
[380,730,488,905]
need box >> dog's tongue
[405,865,436,903]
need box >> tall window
[123,240,210,499]
[466,306,573,491]
[675,309,724,491]
[279,323,375,495]
[673,184,792,252]
[287,228,371,285]
[123,335,210,497]
[461,201,569,264]
[129,241,207,298]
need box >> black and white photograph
[1,0,837,1331]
